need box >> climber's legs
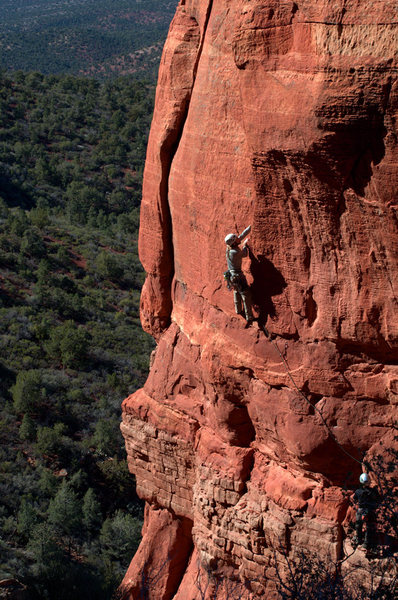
[364,514,376,548]
[233,290,243,315]
[240,289,254,321]
[231,274,254,322]
[354,513,364,546]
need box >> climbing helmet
[225,233,237,246]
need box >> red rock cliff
[120,0,398,597]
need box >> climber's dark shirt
[354,487,380,512]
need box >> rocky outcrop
[121,0,398,597]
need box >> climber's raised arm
[238,225,251,242]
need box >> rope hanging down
[258,324,366,470]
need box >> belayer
[351,473,380,550]
[224,226,254,324]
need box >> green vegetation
[0,0,177,78]
[0,70,153,213]
[0,70,156,598]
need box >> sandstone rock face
[121,0,398,597]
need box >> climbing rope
[258,323,366,470]
[339,539,358,564]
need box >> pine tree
[19,413,37,441]
[82,488,102,537]
[28,522,66,582]
[47,480,82,548]
[100,510,141,569]
[17,497,38,540]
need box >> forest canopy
[0,0,177,78]
[0,69,156,599]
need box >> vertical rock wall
[121,1,398,597]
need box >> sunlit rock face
[120,0,398,597]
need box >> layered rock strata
[121,0,398,597]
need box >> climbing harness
[223,270,232,290]
[230,272,249,293]
[224,270,250,294]
[258,323,366,470]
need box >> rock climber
[351,473,380,549]
[224,225,254,324]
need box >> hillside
[0,0,178,78]
[0,70,155,599]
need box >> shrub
[11,369,44,415]
[91,417,121,458]
[94,251,124,281]
[45,321,91,368]
[35,423,67,457]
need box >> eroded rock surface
[121,0,398,597]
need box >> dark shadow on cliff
[248,248,287,327]
[346,130,386,197]
[305,113,388,197]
